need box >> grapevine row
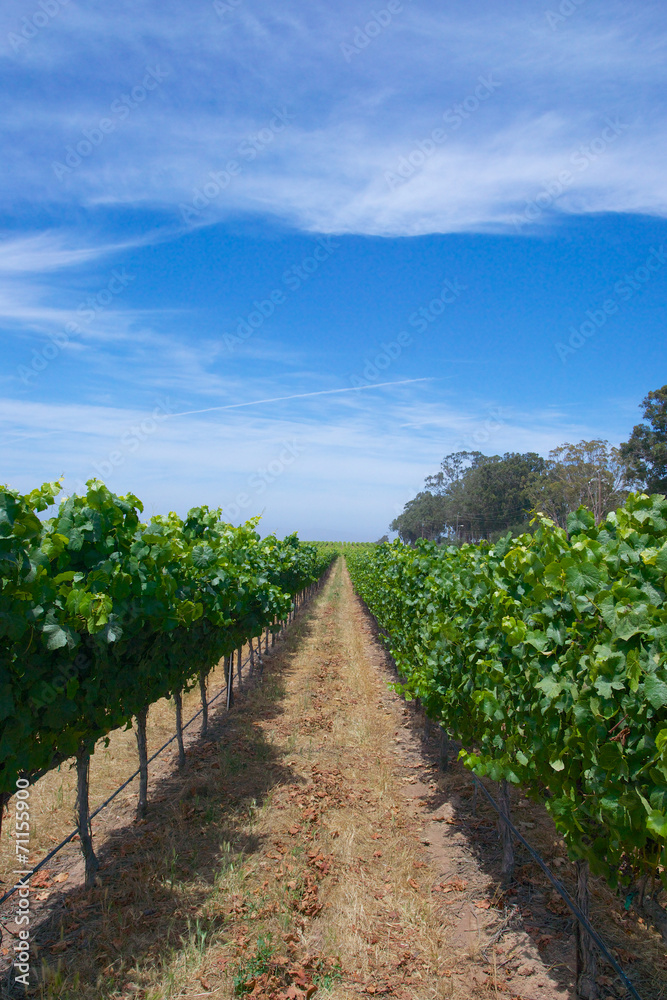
[0,479,335,881]
[346,493,667,894]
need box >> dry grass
[304,567,457,997]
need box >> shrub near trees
[391,384,667,543]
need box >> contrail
[166,378,434,418]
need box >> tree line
[390,383,667,544]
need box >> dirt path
[169,555,579,1000]
[7,558,662,999]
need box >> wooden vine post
[225,654,234,709]
[135,707,149,820]
[75,742,99,887]
[576,859,597,998]
[423,706,431,741]
[498,779,514,879]
[438,726,449,771]
[199,669,208,737]
[174,690,186,769]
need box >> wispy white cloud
[1,1,666,235]
[0,230,162,273]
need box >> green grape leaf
[597,742,623,770]
[644,674,667,710]
[536,675,563,699]
[42,619,70,650]
[565,562,603,593]
[567,508,596,535]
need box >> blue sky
[1,0,666,539]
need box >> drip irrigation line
[0,600,309,911]
[472,776,643,1000]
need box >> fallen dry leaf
[437,879,468,893]
[30,871,53,888]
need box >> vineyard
[347,492,667,994]
[2,484,667,998]
[0,479,335,885]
